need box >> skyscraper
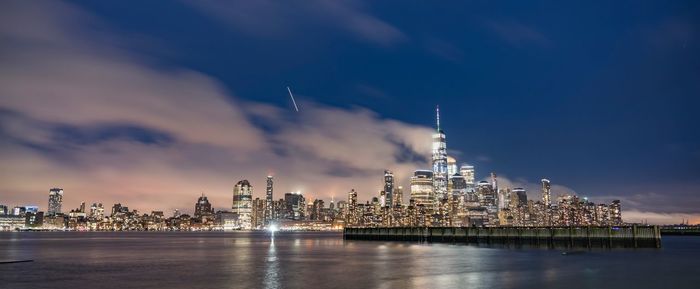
[447,156,458,176]
[432,106,449,201]
[48,188,63,216]
[541,179,551,207]
[609,200,622,225]
[347,189,358,225]
[411,170,434,209]
[194,194,213,219]
[512,188,528,207]
[491,172,498,193]
[383,170,394,207]
[284,192,305,220]
[460,165,475,186]
[232,180,253,229]
[265,175,274,224]
[252,198,265,228]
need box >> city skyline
[1,1,699,225]
[0,108,654,228]
[1,106,694,225]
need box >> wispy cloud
[425,38,464,62]
[0,1,425,213]
[484,19,550,47]
[185,0,406,47]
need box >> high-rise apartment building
[411,170,434,209]
[383,170,394,207]
[541,179,551,207]
[284,192,305,220]
[232,180,253,229]
[265,175,274,225]
[48,188,64,216]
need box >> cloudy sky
[1,1,698,224]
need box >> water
[1,232,698,289]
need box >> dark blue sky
[2,1,699,219]
[73,1,699,188]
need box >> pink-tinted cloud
[0,1,425,214]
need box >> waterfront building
[25,211,44,228]
[194,194,213,219]
[347,189,358,225]
[252,198,266,229]
[12,206,26,216]
[48,188,63,216]
[0,215,25,231]
[215,211,239,231]
[432,106,449,201]
[476,181,498,224]
[311,199,325,221]
[410,170,434,209]
[232,180,253,229]
[610,200,622,225]
[284,192,306,221]
[265,175,274,225]
[90,203,105,221]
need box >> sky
[1,0,699,224]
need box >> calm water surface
[1,232,698,289]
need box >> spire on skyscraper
[436,105,440,132]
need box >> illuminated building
[610,200,622,225]
[347,189,358,225]
[215,211,239,231]
[512,188,527,207]
[447,156,458,176]
[311,199,325,221]
[393,186,404,207]
[460,165,475,186]
[48,188,63,216]
[252,198,265,229]
[194,194,213,219]
[90,203,104,221]
[265,175,274,225]
[432,106,448,201]
[284,192,306,221]
[541,179,551,207]
[0,215,25,231]
[25,211,44,228]
[232,180,253,229]
[383,170,394,207]
[410,170,434,209]
[477,181,498,225]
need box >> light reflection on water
[264,236,279,289]
[0,232,698,289]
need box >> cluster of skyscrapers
[0,108,623,231]
[344,108,623,228]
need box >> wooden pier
[344,226,661,248]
